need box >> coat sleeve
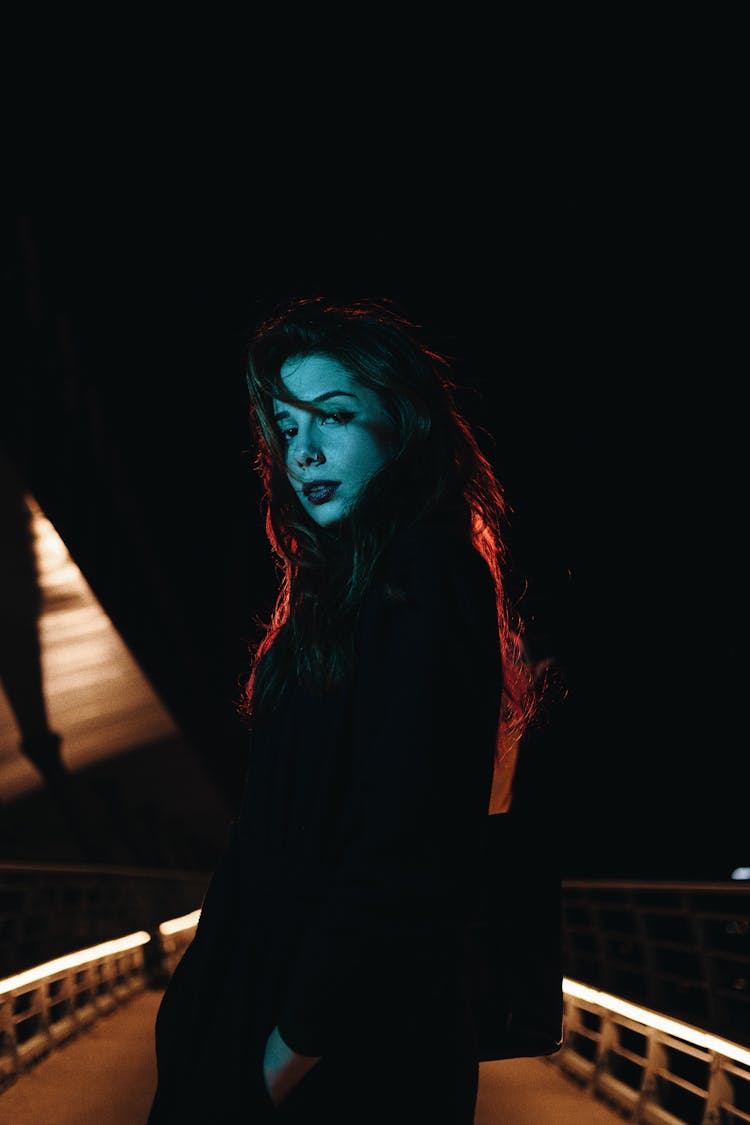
[276,528,503,1056]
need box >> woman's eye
[278,412,352,443]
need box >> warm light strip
[0,932,151,996]
[159,909,202,936]
[563,977,750,1067]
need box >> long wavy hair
[237,296,540,764]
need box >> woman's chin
[307,499,350,528]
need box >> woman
[147,296,540,1123]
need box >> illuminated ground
[0,494,180,802]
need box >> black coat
[147,512,503,1124]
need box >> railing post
[634,1025,666,1122]
[702,1053,733,1125]
[0,993,20,1088]
[591,1010,618,1098]
[143,927,170,988]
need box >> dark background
[2,80,745,881]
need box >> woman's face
[272,353,398,527]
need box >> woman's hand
[262,1025,322,1108]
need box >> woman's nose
[293,443,323,467]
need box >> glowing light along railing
[159,909,201,936]
[563,977,750,1068]
[156,908,202,978]
[0,931,151,996]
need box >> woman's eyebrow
[273,390,359,423]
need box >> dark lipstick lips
[302,480,340,496]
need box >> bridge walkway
[0,987,624,1124]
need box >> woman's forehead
[274,354,360,408]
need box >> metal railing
[561,880,750,1050]
[0,861,210,980]
[0,931,151,1087]
[3,866,750,1123]
[554,978,750,1125]
[0,908,200,1090]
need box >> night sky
[3,111,745,882]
